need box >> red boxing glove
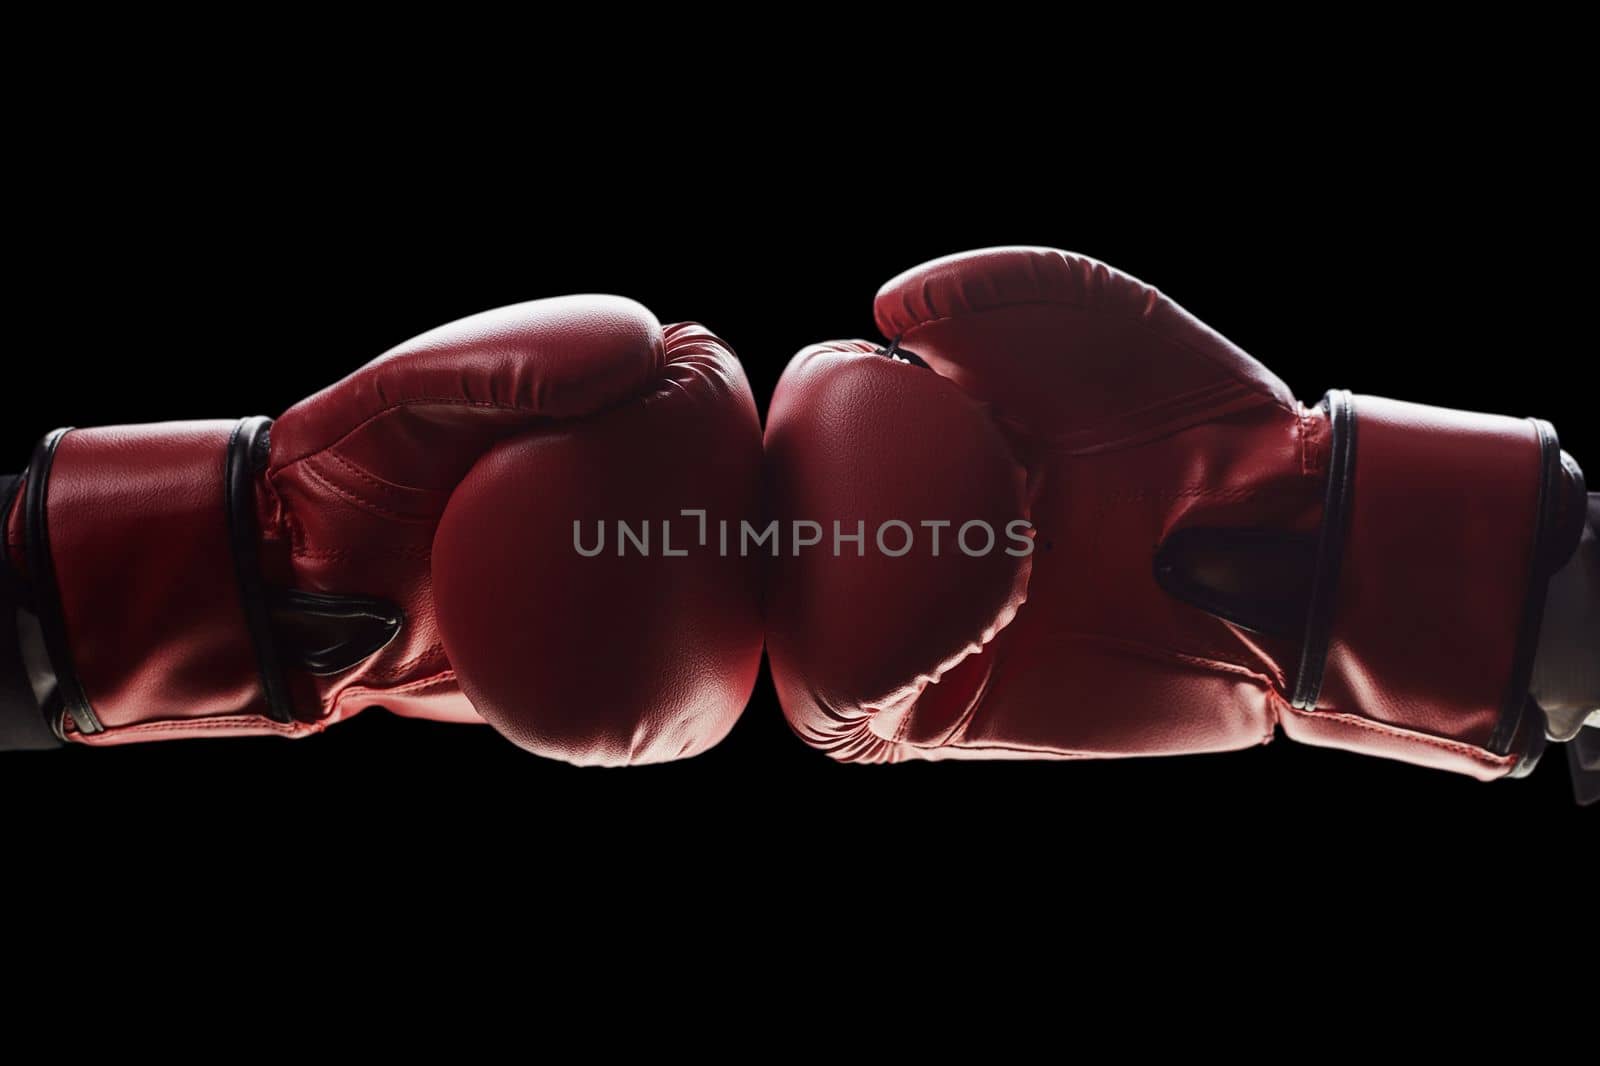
[765,247,1587,778]
[0,296,763,765]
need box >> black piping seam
[1505,708,1547,778]
[24,428,100,736]
[227,417,295,724]
[269,588,404,675]
[1488,419,1565,756]
[878,336,930,369]
[1152,528,1319,638]
[1291,390,1355,710]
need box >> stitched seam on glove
[289,545,433,561]
[899,741,1101,758]
[932,655,998,748]
[376,642,449,681]
[331,669,458,718]
[1034,630,1278,682]
[899,303,1296,417]
[75,716,312,737]
[1031,378,1273,448]
[270,398,540,470]
[296,460,440,525]
[1279,703,1513,762]
[320,447,448,504]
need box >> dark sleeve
[0,473,59,750]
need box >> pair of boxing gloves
[2,247,1594,790]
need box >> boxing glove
[765,247,1589,778]
[0,296,763,765]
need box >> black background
[4,113,1591,897]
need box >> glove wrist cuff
[1284,392,1584,779]
[8,420,295,744]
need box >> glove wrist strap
[1283,392,1585,779]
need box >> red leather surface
[769,247,1565,777]
[874,246,1296,439]
[765,342,1031,761]
[270,296,665,486]
[432,323,763,764]
[1292,397,1542,776]
[260,295,681,738]
[48,423,262,732]
[29,296,763,761]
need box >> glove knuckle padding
[431,322,763,766]
[765,343,1030,761]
